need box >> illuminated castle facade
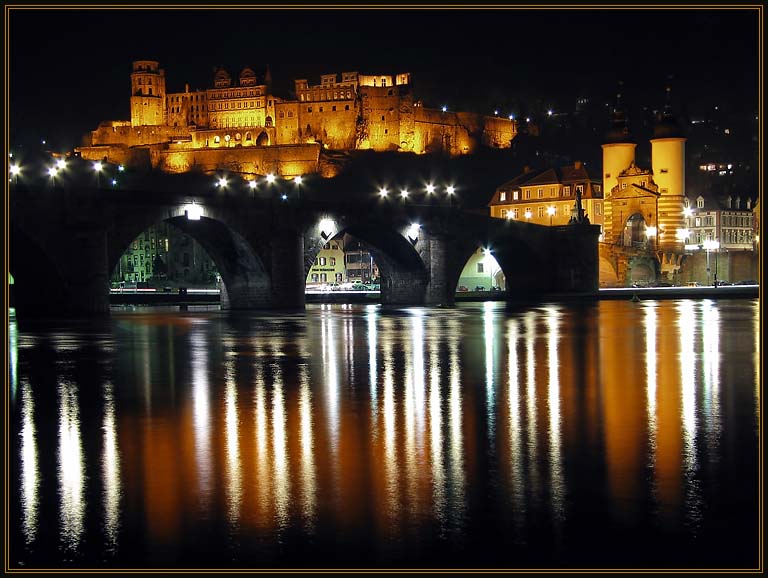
[78,60,517,175]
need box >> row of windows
[310,273,344,283]
[500,183,596,202]
[722,215,752,227]
[722,230,754,244]
[209,89,263,99]
[208,100,263,111]
[306,104,351,113]
[300,90,354,101]
[314,257,337,266]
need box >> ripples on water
[7,300,760,570]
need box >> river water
[7,299,760,570]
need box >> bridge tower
[130,60,167,127]
[650,86,686,253]
[601,88,636,244]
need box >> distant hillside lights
[76,60,517,174]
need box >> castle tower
[601,88,636,244]
[650,86,686,252]
[130,60,167,127]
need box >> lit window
[513,191,519,200]
[538,206,545,217]
[500,191,507,201]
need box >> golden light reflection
[643,302,659,462]
[224,358,242,529]
[253,354,272,529]
[271,347,291,529]
[545,306,564,525]
[506,318,525,531]
[191,329,213,509]
[299,365,317,529]
[58,378,85,551]
[102,381,121,552]
[19,378,39,544]
[752,301,760,427]
[321,310,340,454]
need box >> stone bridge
[9,170,600,317]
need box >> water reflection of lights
[484,302,496,444]
[321,310,340,454]
[253,355,271,520]
[428,326,446,525]
[506,319,525,531]
[271,347,291,529]
[299,366,317,528]
[447,318,465,525]
[701,301,721,453]
[225,358,242,529]
[102,381,121,552]
[367,305,378,425]
[191,330,212,509]
[58,378,85,551]
[10,319,18,404]
[643,303,658,459]
[524,312,540,490]
[381,320,399,525]
[753,303,760,426]
[20,378,39,544]
[545,306,564,524]
[678,301,701,525]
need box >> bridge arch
[304,217,429,304]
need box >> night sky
[8,6,760,151]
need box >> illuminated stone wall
[150,143,321,176]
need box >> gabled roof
[496,164,599,191]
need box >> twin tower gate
[10,185,601,318]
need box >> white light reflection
[506,319,525,535]
[58,378,85,551]
[102,381,121,552]
[678,300,701,526]
[367,305,379,428]
[447,318,466,529]
[524,312,540,492]
[191,329,213,510]
[382,320,399,525]
[253,351,271,522]
[224,358,242,529]
[271,346,291,529]
[753,303,760,427]
[701,301,721,456]
[321,310,340,457]
[10,319,18,404]
[484,302,496,447]
[428,319,446,527]
[19,378,39,544]
[299,364,317,529]
[643,302,659,481]
[545,306,564,526]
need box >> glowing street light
[266,173,276,184]
[508,114,514,120]
[186,201,202,220]
[47,166,59,185]
[118,165,125,172]
[676,228,690,242]
[446,185,455,196]
[441,105,447,113]
[407,223,420,244]
[294,175,303,185]
[9,164,21,184]
[319,218,336,240]
[400,188,409,199]
[93,161,103,188]
[683,206,693,218]
[248,180,258,190]
[378,187,388,198]
[425,183,435,194]
[217,177,228,188]
[524,210,532,220]
[56,158,67,170]
[547,109,553,117]
[547,205,556,225]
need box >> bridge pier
[270,230,306,309]
[62,227,111,317]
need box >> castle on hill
[77,60,517,176]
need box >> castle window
[288,111,294,117]
[308,107,312,113]
[279,111,285,118]
[301,94,305,101]
[621,183,627,189]
[381,116,385,121]
[332,105,337,111]
[320,106,324,112]
[537,188,543,198]
[345,105,350,111]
